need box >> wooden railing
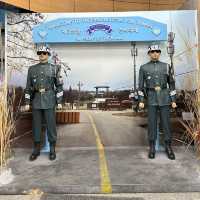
[56,111,80,124]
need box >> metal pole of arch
[131,42,139,112]
[131,42,138,94]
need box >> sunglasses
[37,52,48,55]
[149,50,161,54]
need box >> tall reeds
[0,84,15,171]
[179,89,200,156]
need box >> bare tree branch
[8,19,40,26]
[7,56,39,62]
[7,41,34,50]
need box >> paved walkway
[1,110,198,197]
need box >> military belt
[34,88,53,93]
[147,86,167,91]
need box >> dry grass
[179,89,200,156]
[0,84,15,171]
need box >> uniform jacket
[25,62,63,109]
[138,60,176,106]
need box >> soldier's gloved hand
[57,104,62,110]
[139,102,145,109]
[171,102,177,109]
[21,105,30,112]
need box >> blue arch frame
[33,16,167,43]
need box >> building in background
[0,0,194,12]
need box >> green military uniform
[25,62,63,144]
[138,60,176,144]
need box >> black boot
[148,141,155,159]
[49,143,56,161]
[165,142,175,160]
[29,142,40,161]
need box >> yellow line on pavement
[86,111,112,193]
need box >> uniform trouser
[32,109,57,144]
[148,105,172,144]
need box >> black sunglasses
[37,51,48,55]
[149,50,161,54]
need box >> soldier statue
[24,46,63,161]
[138,45,177,160]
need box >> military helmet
[37,45,51,56]
[148,44,161,54]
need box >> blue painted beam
[33,16,167,43]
